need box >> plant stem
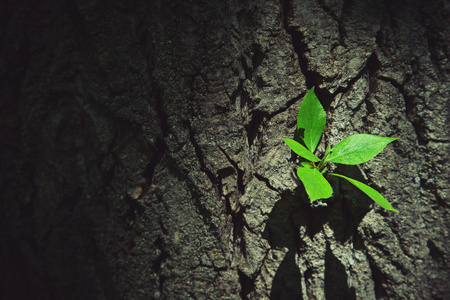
[316,142,329,171]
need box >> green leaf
[297,167,333,202]
[326,134,397,165]
[282,138,320,162]
[297,87,326,153]
[300,162,313,168]
[329,173,398,212]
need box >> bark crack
[367,257,389,298]
[152,236,169,296]
[186,121,218,187]
[254,173,279,193]
[280,0,323,90]
[218,146,247,195]
[378,74,431,145]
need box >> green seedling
[282,87,398,212]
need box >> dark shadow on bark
[239,270,256,300]
[262,187,328,299]
[262,164,372,298]
[328,165,373,244]
[325,242,356,300]
[263,186,330,252]
[262,190,306,299]
[269,249,303,300]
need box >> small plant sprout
[282,87,398,212]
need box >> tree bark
[1,0,448,299]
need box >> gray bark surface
[1,0,448,299]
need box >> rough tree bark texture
[1,0,449,299]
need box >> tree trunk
[1,0,448,299]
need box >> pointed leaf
[297,167,333,202]
[329,173,398,212]
[297,87,326,153]
[327,134,397,165]
[282,138,320,162]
